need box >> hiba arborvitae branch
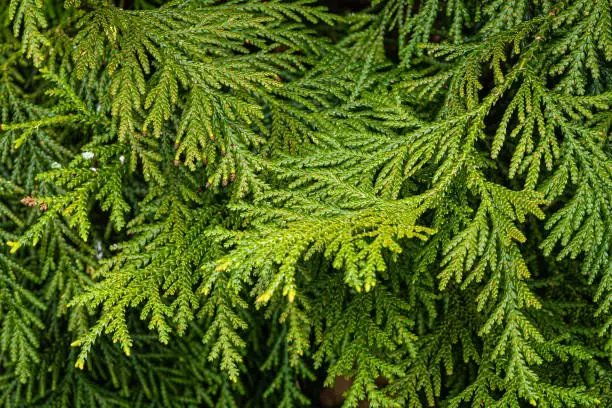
[0,0,610,407]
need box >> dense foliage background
[0,0,610,407]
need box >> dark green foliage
[0,0,610,407]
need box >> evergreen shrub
[0,0,610,406]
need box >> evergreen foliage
[0,0,610,406]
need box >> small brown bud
[205,182,212,189]
[222,179,228,187]
[39,202,48,212]
[21,196,37,207]
[230,173,236,182]
[173,160,180,166]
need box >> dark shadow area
[319,0,371,13]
